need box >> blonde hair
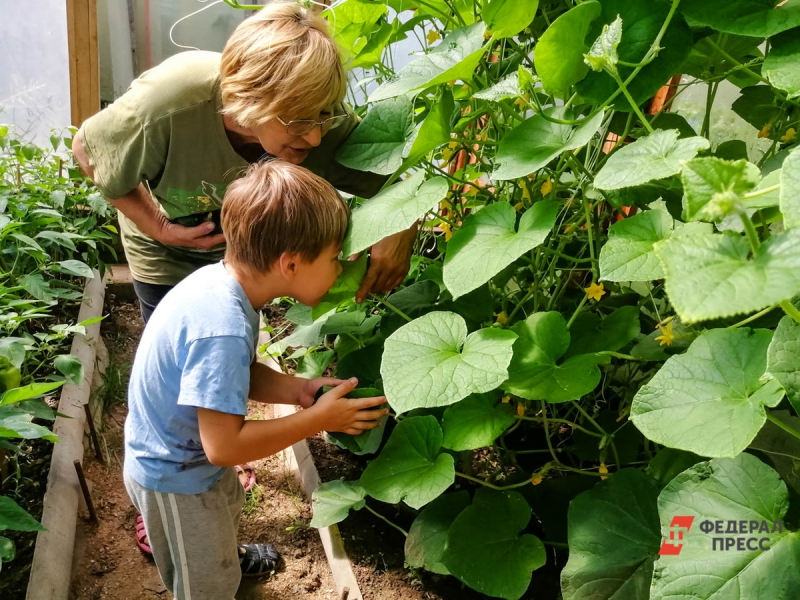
[221,160,349,272]
[220,1,346,128]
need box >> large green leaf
[0,381,64,407]
[652,453,800,598]
[503,312,602,403]
[295,350,335,379]
[575,0,693,111]
[18,274,53,302]
[443,200,559,298]
[535,1,602,94]
[359,416,455,509]
[404,491,470,575]
[0,496,45,532]
[54,354,84,385]
[732,85,783,130]
[440,392,515,451]
[55,259,94,278]
[369,23,487,102]
[342,172,448,256]
[266,308,336,356]
[565,306,641,357]
[381,311,517,414]
[655,228,800,323]
[631,328,784,457]
[327,0,387,53]
[594,130,710,191]
[402,89,455,167]
[681,0,800,37]
[493,108,605,180]
[310,480,366,528]
[780,147,800,229]
[441,489,546,600]
[599,210,673,282]
[681,157,761,222]
[767,315,800,415]
[336,96,414,175]
[0,407,59,442]
[483,0,539,39]
[561,469,661,600]
[350,22,393,69]
[764,28,800,99]
[473,68,529,102]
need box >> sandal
[238,543,281,577]
[135,514,152,556]
[235,463,257,492]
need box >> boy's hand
[314,377,389,435]
[298,376,346,409]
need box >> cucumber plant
[263,1,800,597]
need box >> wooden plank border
[26,272,106,600]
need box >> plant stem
[364,504,408,537]
[566,295,589,329]
[740,213,761,254]
[372,295,413,322]
[541,540,569,548]
[597,351,640,361]
[766,411,800,442]
[742,183,781,199]
[516,415,603,437]
[728,305,777,329]
[571,400,622,470]
[780,300,800,324]
[610,71,653,133]
[455,470,537,490]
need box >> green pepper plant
[0,126,117,573]
[262,1,800,597]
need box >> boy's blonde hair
[220,2,346,128]
[221,160,349,271]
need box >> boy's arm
[248,361,340,407]
[198,378,388,466]
[248,361,304,405]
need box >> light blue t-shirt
[124,261,260,494]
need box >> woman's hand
[355,223,418,303]
[158,219,226,249]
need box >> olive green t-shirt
[79,50,385,285]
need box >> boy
[123,160,388,599]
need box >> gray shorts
[124,467,245,600]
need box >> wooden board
[67,0,100,127]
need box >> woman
[72,1,414,573]
[73,1,415,322]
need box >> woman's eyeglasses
[276,114,348,137]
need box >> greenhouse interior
[2,1,800,599]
